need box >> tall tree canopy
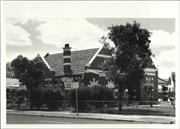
[104,22,153,110]
[11,55,48,91]
[171,72,175,87]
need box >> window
[145,77,154,84]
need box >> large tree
[104,22,152,111]
[11,55,48,101]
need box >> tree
[170,72,175,110]
[11,55,48,90]
[104,22,152,111]
[161,85,168,101]
[11,55,49,108]
[171,72,175,90]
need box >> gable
[88,46,112,70]
[44,48,99,76]
[145,57,156,69]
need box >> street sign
[72,82,79,89]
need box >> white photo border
[1,1,180,129]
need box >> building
[37,44,158,102]
[6,78,26,91]
[6,78,20,90]
[158,77,175,101]
[140,64,158,102]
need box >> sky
[6,18,176,79]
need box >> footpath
[7,110,175,124]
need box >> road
[7,114,145,124]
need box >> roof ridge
[45,48,99,56]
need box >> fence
[7,99,175,116]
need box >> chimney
[63,44,72,74]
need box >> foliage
[69,85,114,111]
[171,72,175,88]
[15,89,27,110]
[70,86,91,111]
[43,86,65,110]
[11,55,48,91]
[91,86,114,108]
[16,88,27,97]
[11,55,51,108]
[162,85,168,92]
[104,21,153,110]
[30,86,65,110]
[30,87,44,109]
[161,85,168,101]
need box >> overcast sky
[6,18,175,79]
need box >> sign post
[75,88,79,116]
[72,82,79,116]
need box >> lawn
[104,102,175,116]
[7,100,175,116]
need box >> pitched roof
[158,78,170,85]
[44,48,99,76]
[145,57,156,69]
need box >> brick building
[37,44,158,102]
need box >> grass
[7,101,175,116]
[104,102,175,116]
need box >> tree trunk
[150,102,153,107]
[118,101,123,111]
[28,89,33,110]
[17,103,20,110]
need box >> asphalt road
[7,114,144,124]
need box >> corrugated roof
[158,78,169,85]
[6,78,20,86]
[44,48,99,76]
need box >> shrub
[30,86,65,110]
[70,86,91,111]
[91,85,114,108]
[43,86,65,110]
[15,89,27,110]
[16,96,25,110]
[30,87,44,109]
[69,85,114,110]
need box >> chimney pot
[65,44,69,48]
